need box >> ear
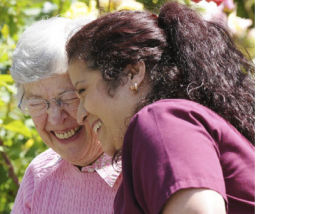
[127,60,146,89]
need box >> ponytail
[151,2,255,144]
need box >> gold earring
[130,83,138,92]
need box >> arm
[162,188,226,214]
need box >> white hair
[10,16,93,103]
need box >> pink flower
[206,0,223,6]
[223,0,235,12]
[191,0,223,6]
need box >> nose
[47,103,68,125]
[77,100,88,125]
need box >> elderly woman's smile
[23,73,103,166]
[51,126,82,141]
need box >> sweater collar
[81,153,121,187]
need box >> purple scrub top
[114,99,254,214]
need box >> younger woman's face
[68,60,139,156]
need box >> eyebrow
[75,80,85,88]
[26,88,75,99]
[25,94,42,99]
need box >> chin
[101,146,115,157]
[64,154,89,166]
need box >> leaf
[0,75,13,84]
[0,98,6,107]
[2,120,32,138]
[0,165,7,185]
[24,138,34,149]
[0,81,15,93]
[0,75,15,93]
[0,24,9,39]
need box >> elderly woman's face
[23,73,103,166]
[68,60,140,156]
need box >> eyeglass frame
[18,89,80,117]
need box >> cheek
[32,116,46,131]
[68,108,78,120]
[83,96,93,115]
[84,93,101,116]
[83,121,93,138]
[32,116,52,145]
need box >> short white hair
[10,16,93,103]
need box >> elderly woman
[10,17,121,213]
[67,2,254,214]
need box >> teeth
[54,127,80,139]
[93,121,102,133]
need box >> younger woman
[67,2,254,213]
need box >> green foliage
[235,0,255,26]
[136,0,169,12]
[0,0,76,75]
[0,74,47,213]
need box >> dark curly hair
[66,2,255,145]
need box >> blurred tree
[0,0,254,213]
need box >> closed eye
[78,88,86,94]
[62,97,79,104]
[29,103,44,107]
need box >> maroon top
[114,99,255,214]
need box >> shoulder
[15,149,63,203]
[130,99,228,134]
[25,148,63,181]
[125,99,227,155]
[127,99,251,150]
[135,98,222,120]
[137,98,215,115]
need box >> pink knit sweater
[11,149,121,214]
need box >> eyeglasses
[18,90,80,117]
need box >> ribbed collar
[81,153,121,187]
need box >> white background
[257,0,320,213]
